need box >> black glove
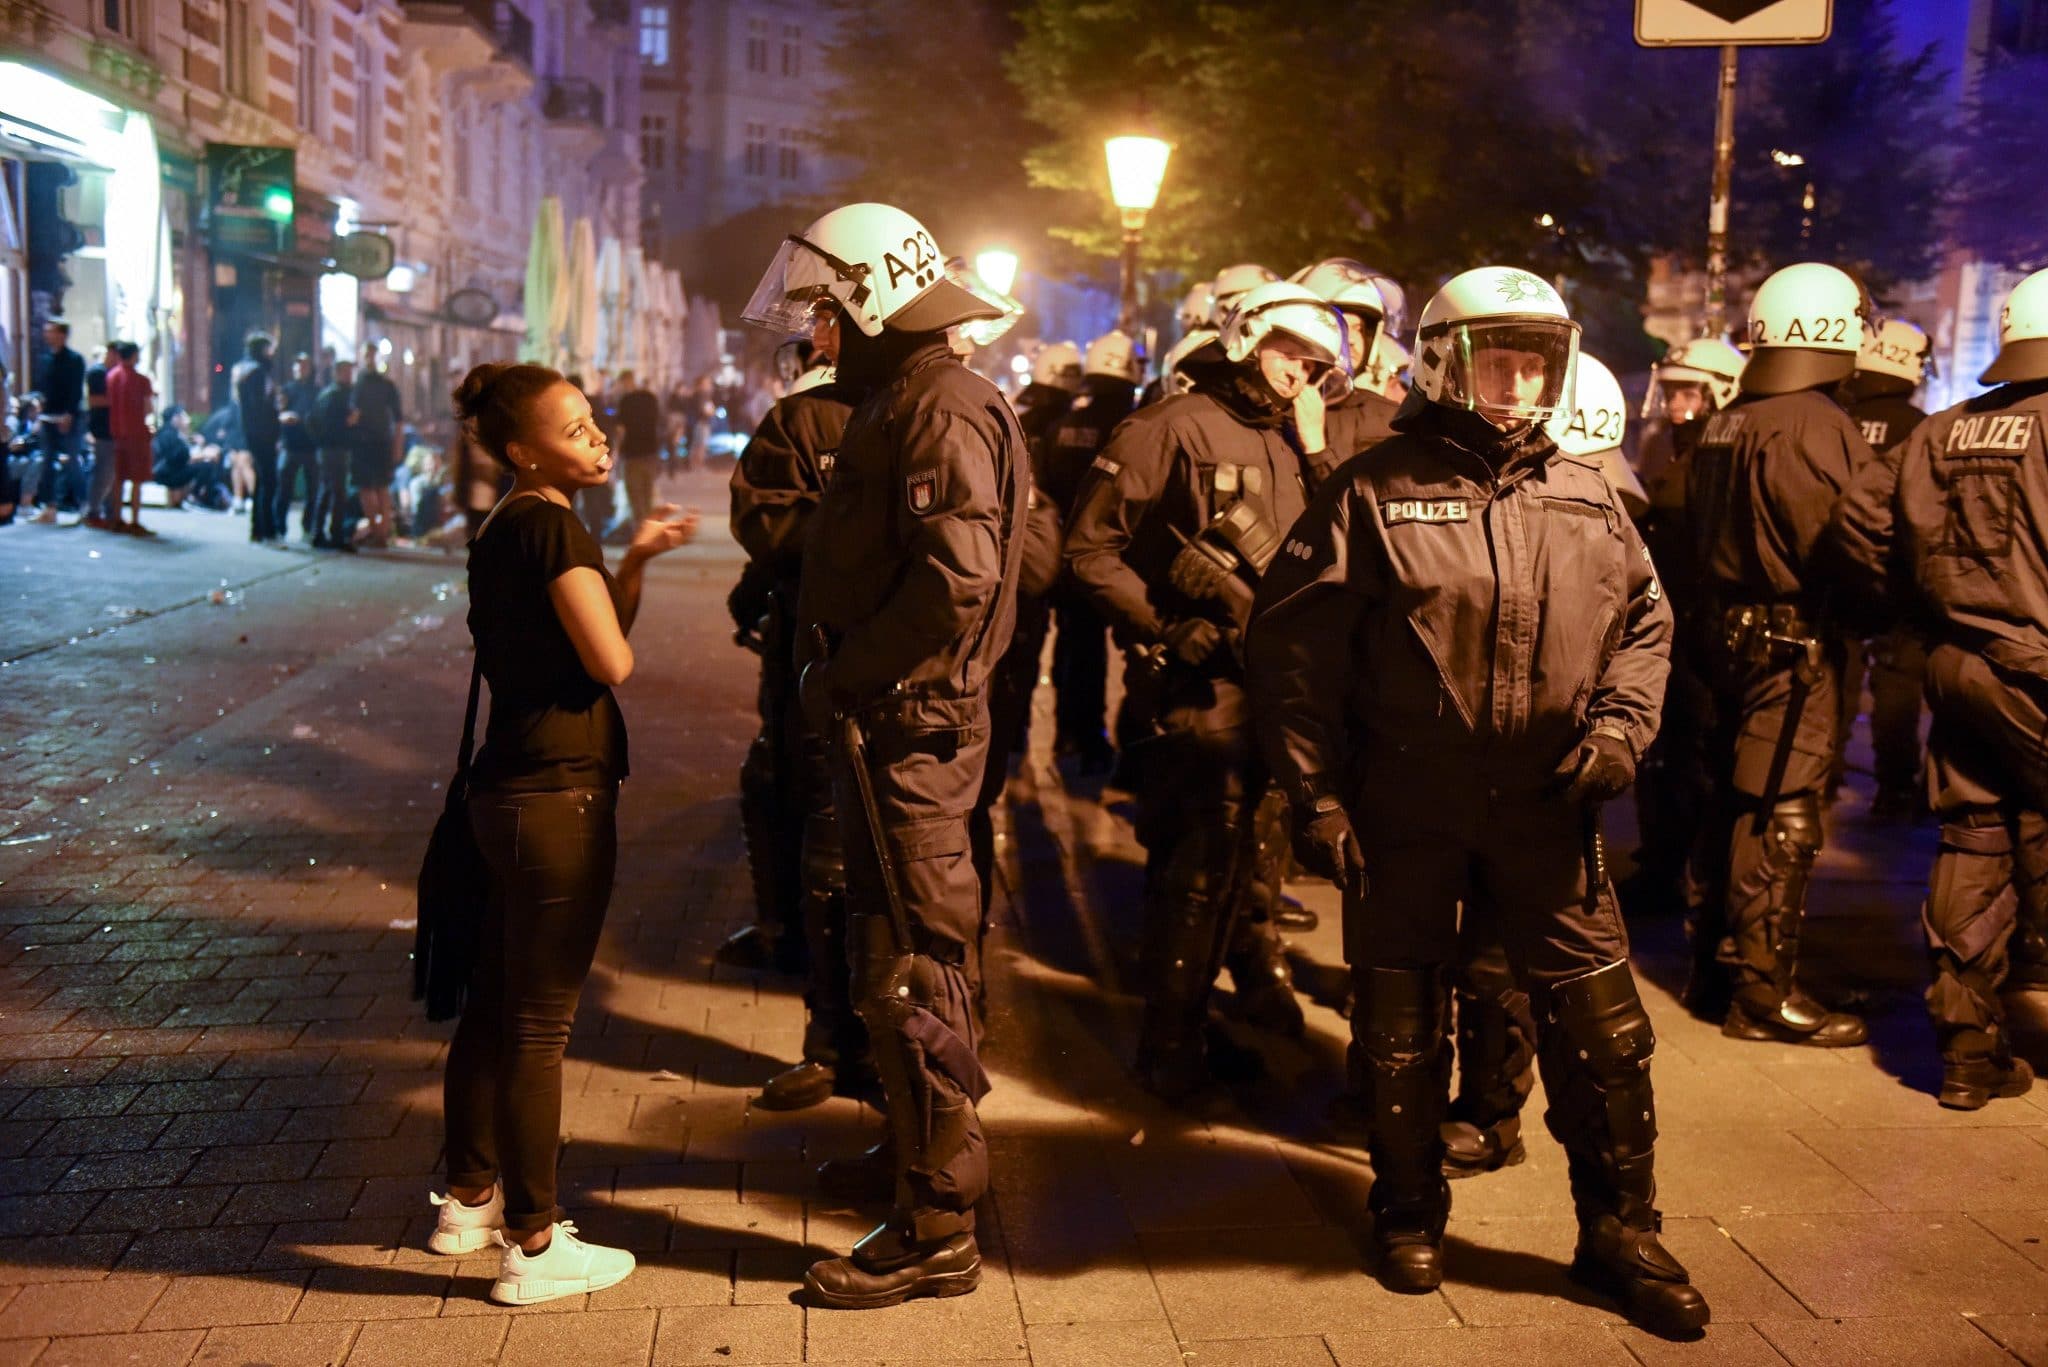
[1166,539,1234,602]
[1555,729,1636,803]
[1160,617,1224,667]
[1292,788,1367,890]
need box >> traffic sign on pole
[1635,0,1831,47]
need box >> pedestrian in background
[27,320,85,523]
[613,369,662,524]
[352,344,405,547]
[431,360,696,1306]
[233,334,283,542]
[82,341,117,525]
[278,353,322,543]
[309,360,358,551]
[104,342,154,534]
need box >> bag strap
[451,652,483,796]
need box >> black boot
[1442,1113,1525,1178]
[803,1223,980,1309]
[1271,894,1319,933]
[714,922,782,972]
[1722,988,1867,1046]
[1226,918,1306,1037]
[1356,966,1451,1294]
[1134,884,1223,1103]
[1443,972,1535,1179]
[1541,960,1709,1342]
[1939,1030,2035,1110]
[755,1059,838,1111]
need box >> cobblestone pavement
[4,471,2048,1365]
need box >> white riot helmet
[1292,258,1387,376]
[1083,329,1142,385]
[1413,266,1580,423]
[1208,263,1279,327]
[1363,332,1410,397]
[1981,267,2048,385]
[946,256,1025,348]
[1856,317,1932,389]
[1548,351,1647,517]
[1161,327,1221,396]
[1642,336,1745,418]
[743,202,1002,339]
[1742,262,1869,395]
[786,365,836,397]
[1177,282,1214,332]
[1220,283,1349,366]
[1030,341,1083,392]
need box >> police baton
[810,626,916,959]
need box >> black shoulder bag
[412,652,487,1021]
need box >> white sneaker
[427,1186,504,1255]
[489,1221,635,1305]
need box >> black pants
[1051,592,1110,753]
[445,785,617,1234]
[275,442,318,540]
[248,435,281,541]
[832,714,990,1240]
[312,447,352,545]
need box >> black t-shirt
[466,495,629,792]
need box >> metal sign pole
[1704,43,1739,339]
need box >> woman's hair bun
[451,362,564,464]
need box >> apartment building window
[296,0,323,134]
[779,23,800,77]
[638,4,669,65]
[355,37,376,160]
[99,0,136,39]
[775,127,798,180]
[641,114,667,172]
[745,17,768,72]
[453,105,472,200]
[222,0,252,99]
[743,121,766,176]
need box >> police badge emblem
[906,470,938,513]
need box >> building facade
[1,0,644,429]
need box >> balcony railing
[402,0,531,68]
[541,76,605,127]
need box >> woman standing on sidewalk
[430,362,696,1304]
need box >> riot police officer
[1839,318,1933,820]
[726,310,871,1113]
[1687,263,1875,1045]
[1015,342,1081,448]
[746,202,1027,1307]
[1040,331,1143,771]
[1825,267,2048,1107]
[1065,282,1343,1098]
[1248,268,1706,1339]
[1626,339,1746,925]
[1293,258,1401,468]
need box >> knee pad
[1765,793,1823,870]
[1356,966,1447,1074]
[1543,960,1655,1086]
[740,734,778,810]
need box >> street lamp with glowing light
[1104,133,1171,335]
[975,249,1020,299]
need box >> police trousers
[830,712,992,1238]
[1921,644,2048,1055]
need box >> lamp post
[1104,134,1171,336]
[974,248,1020,299]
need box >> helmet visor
[742,234,873,336]
[1436,319,1579,421]
[946,259,1025,348]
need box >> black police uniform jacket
[1847,391,1928,457]
[796,341,1027,731]
[1826,379,2048,686]
[1685,388,1872,606]
[1037,375,1138,517]
[1247,396,1672,799]
[1064,372,1315,647]
[730,379,857,595]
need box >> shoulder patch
[1382,498,1470,526]
[906,470,938,514]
